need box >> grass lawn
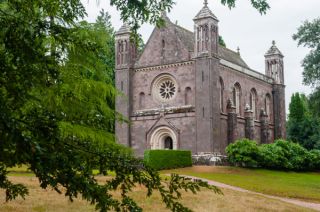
[7,165,34,177]
[164,166,320,203]
[6,165,112,177]
[0,176,313,212]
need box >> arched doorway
[164,136,173,149]
[149,126,177,150]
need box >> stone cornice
[132,105,195,117]
[134,61,194,72]
[220,59,274,84]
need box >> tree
[287,93,320,150]
[288,93,309,122]
[292,17,320,150]
[219,36,227,47]
[293,18,320,87]
[110,0,270,33]
[308,87,320,118]
[0,1,221,211]
[0,0,269,211]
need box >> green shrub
[144,150,192,170]
[259,143,289,169]
[309,149,320,170]
[259,140,311,171]
[226,139,318,171]
[225,139,260,168]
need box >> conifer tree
[287,93,320,150]
[0,0,270,210]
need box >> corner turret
[193,0,219,57]
[265,41,284,84]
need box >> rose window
[152,75,177,102]
[159,80,176,99]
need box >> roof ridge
[219,45,238,55]
[173,23,193,34]
[172,24,242,55]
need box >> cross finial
[204,0,208,7]
[237,46,240,55]
[272,40,276,46]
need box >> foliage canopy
[226,139,320,171]
[287,93,320,150]
[293,18,320,87]
[0,0,270,211]
[292,17,320,151]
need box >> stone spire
[265,40,283,57]
[194,0,218,21]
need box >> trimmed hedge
[144,150,192,170]
[226,139,320,171]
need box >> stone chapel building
[115,1,286,156]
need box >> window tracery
[152,75,177,102]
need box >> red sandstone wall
[219,64,275,144]
[130,113,196,156]
[132,63,195,111]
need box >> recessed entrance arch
[164,136,173,149]
[150,126,177,150]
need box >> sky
[82,0,320,113]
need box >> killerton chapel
[115,1,286,156]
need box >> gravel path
[181,175,320,211]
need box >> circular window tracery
[159,80,176,99]
[152,75,177,102]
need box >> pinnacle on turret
[204,0,208,7]
[265,40,283,57]
[194,0,218,21]
[116,22,131,35]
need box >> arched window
[185,87,192,105]
[161,39,165,57]
[233,83,241,115]
[117,41,121,65]
[211,25,216,52]
[139,92,145,109]
[197,27,201,52]
[201,26,205,51]
[120,40,124,64]
[219,77,224,112]
[271,60,280,83]
[204,24,209,51]
[250,88,257,119]
[265,94,271,120]
[123,40,128,64]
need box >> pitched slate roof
[172,23,250,69]
[219,46,250,69]
[173,24,194,51]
